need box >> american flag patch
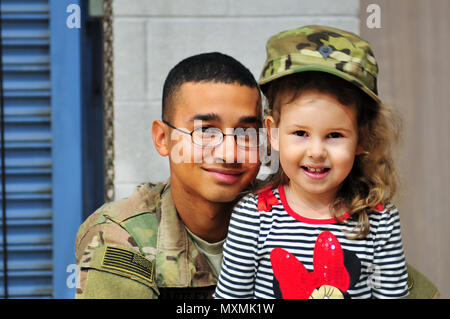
[101,246,154,283]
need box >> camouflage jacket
[75,181,217,299]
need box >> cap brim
[259,65,381,104]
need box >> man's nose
[211,129,237,163]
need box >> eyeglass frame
[162,120,261,149]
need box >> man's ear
[265,116,279,152]
[152,120,170,157]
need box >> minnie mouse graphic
[271,231,361,299]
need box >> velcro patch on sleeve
[101,246,154,283]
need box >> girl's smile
[301,165,331,179]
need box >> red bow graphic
[270,231,350,299]
[257,187,280,211]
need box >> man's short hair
[162,52,259,121]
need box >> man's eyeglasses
[162,120,261,149]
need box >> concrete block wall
[112,0,360,199]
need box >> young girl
[214,25,409,299]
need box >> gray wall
[361,0,449,298]
[112,0,360,199]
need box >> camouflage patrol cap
[259,25,380,103]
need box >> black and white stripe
[214,187,409,299]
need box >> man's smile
[202,166,245,184]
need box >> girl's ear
[265,116,279,152]
[355,135,366,155]
[152,120,170,156]
[356,143,364,155]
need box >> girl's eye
[327,132,343,138]
[294,130,308,137]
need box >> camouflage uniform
[75,181,217,299]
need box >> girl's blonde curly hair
[260,72,402,239]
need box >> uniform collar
[157,181,187,251]
[156,181,217,287]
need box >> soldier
[75,52,262,298]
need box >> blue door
[1,0,104,298]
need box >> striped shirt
[214,185,409,299]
